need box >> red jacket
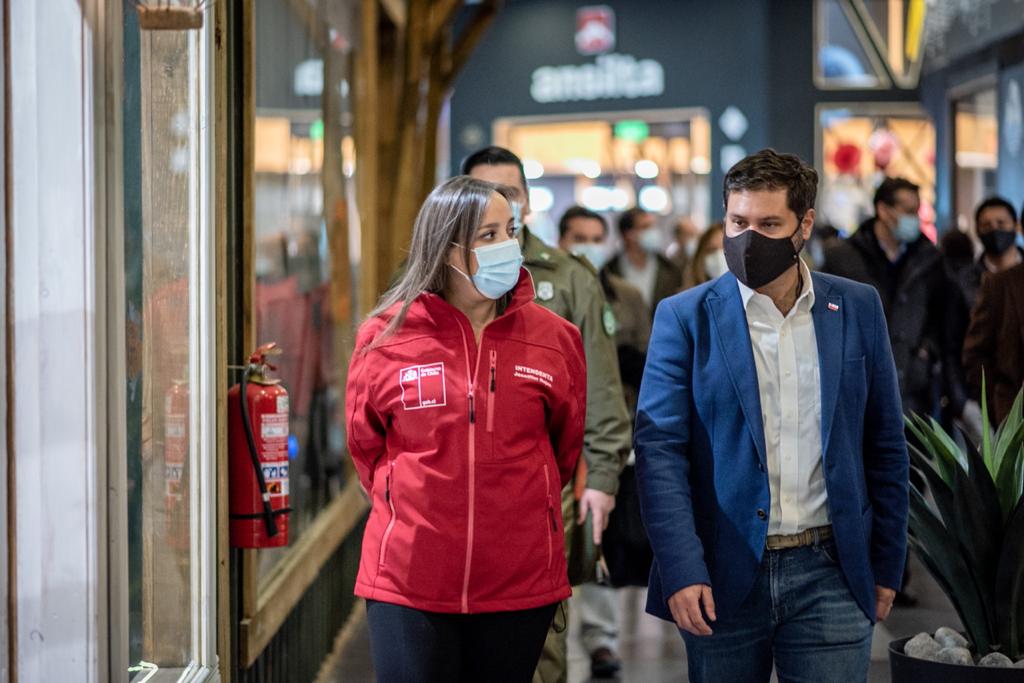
[346,270,586,613]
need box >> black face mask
[724,222,802,289]
[979,229,1017,256]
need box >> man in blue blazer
[635,149,908,682]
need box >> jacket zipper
[486,350,497,433]
[378,460,397,568]
[543,463,555,571]
[458,324,488,613]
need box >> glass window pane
[853,0,926,86]
[818,106,936,237]
[816,0,888,88]
[955,88,999,231]
[124,12,200,677]
[252,0,360,578]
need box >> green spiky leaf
[995,497,1024,659]
[908,486,994,652]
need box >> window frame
[107,4,220,681]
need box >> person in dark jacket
[944,197,1022,438]
[822,177,946,418]
[601,208,683,314]
[963,261,1024,424]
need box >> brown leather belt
[765,525,833,550]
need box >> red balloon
[833,143,862,174]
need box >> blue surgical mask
[450,239,524,299]
[894,214,921,243]
[570,243,610,270]
[638,228,665,254]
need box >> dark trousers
[366,599,558,683]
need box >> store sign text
[530,53,665,104]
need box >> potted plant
[889,386,1024,681]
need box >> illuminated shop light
[690,156,711,175]
[529,186,555,213]
[609,187,631,211]
[638,185,669,212]
[634,159,659,179]
[523,159,545,179]
[582,186,615,211]
[568,158,602,179]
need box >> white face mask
[704,250,728,279]
[637,228,665,254]
[569,243,610,270]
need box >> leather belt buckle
[765,525,833,551]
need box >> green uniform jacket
[521,228,630,494]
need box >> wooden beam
[427,0,461,50]
[239,480,368,667]
[379,0,405,28]
[213,0,232,678]
[421,28,452,201]
[444,0,501,91]
[387,0,430,278]
[355,0,381,313]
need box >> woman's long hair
[366,176,514,344]
[684,222,725,289]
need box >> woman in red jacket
[346,176,587,682]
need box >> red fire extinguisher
[229,343,291,548]
[165,378,190,550]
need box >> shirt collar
[737,259,815,314]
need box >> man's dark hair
[872,177,919,209]
[974,196,1018,226]
[559,205,608,238]
[618,207,649,235]
[722,148,818,220]
[460,146,528,191]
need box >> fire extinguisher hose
[239,370,280,538]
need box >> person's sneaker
[590,647,622,679]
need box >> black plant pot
[889,637,1024,682]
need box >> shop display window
[494,109,712,246]
[817,104,936,237]
[251,0,360,580]
[954,85,999,231]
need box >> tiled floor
[326,555,960,682]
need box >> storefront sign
[530,53,665,103]
[576,6,615,55]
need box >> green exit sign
[614,120,649,142]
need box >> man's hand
[876,585,895,621]
[578,488,616,545]
[668,584,717,636]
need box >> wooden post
[355,0,380,316]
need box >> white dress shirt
[736,261,830,535]
[619,253,657,308]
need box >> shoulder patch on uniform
[537,281,555,301]
[602,303,618,337]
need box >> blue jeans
[681,539,873,683]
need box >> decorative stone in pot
[890,637,1024,683]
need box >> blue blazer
[635,271,908,623]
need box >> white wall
[9,1,106,681]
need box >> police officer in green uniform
[464,147,631,683]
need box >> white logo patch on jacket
[514,364,554,388]
[400,362,447,409]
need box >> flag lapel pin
[828,302,839,312]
